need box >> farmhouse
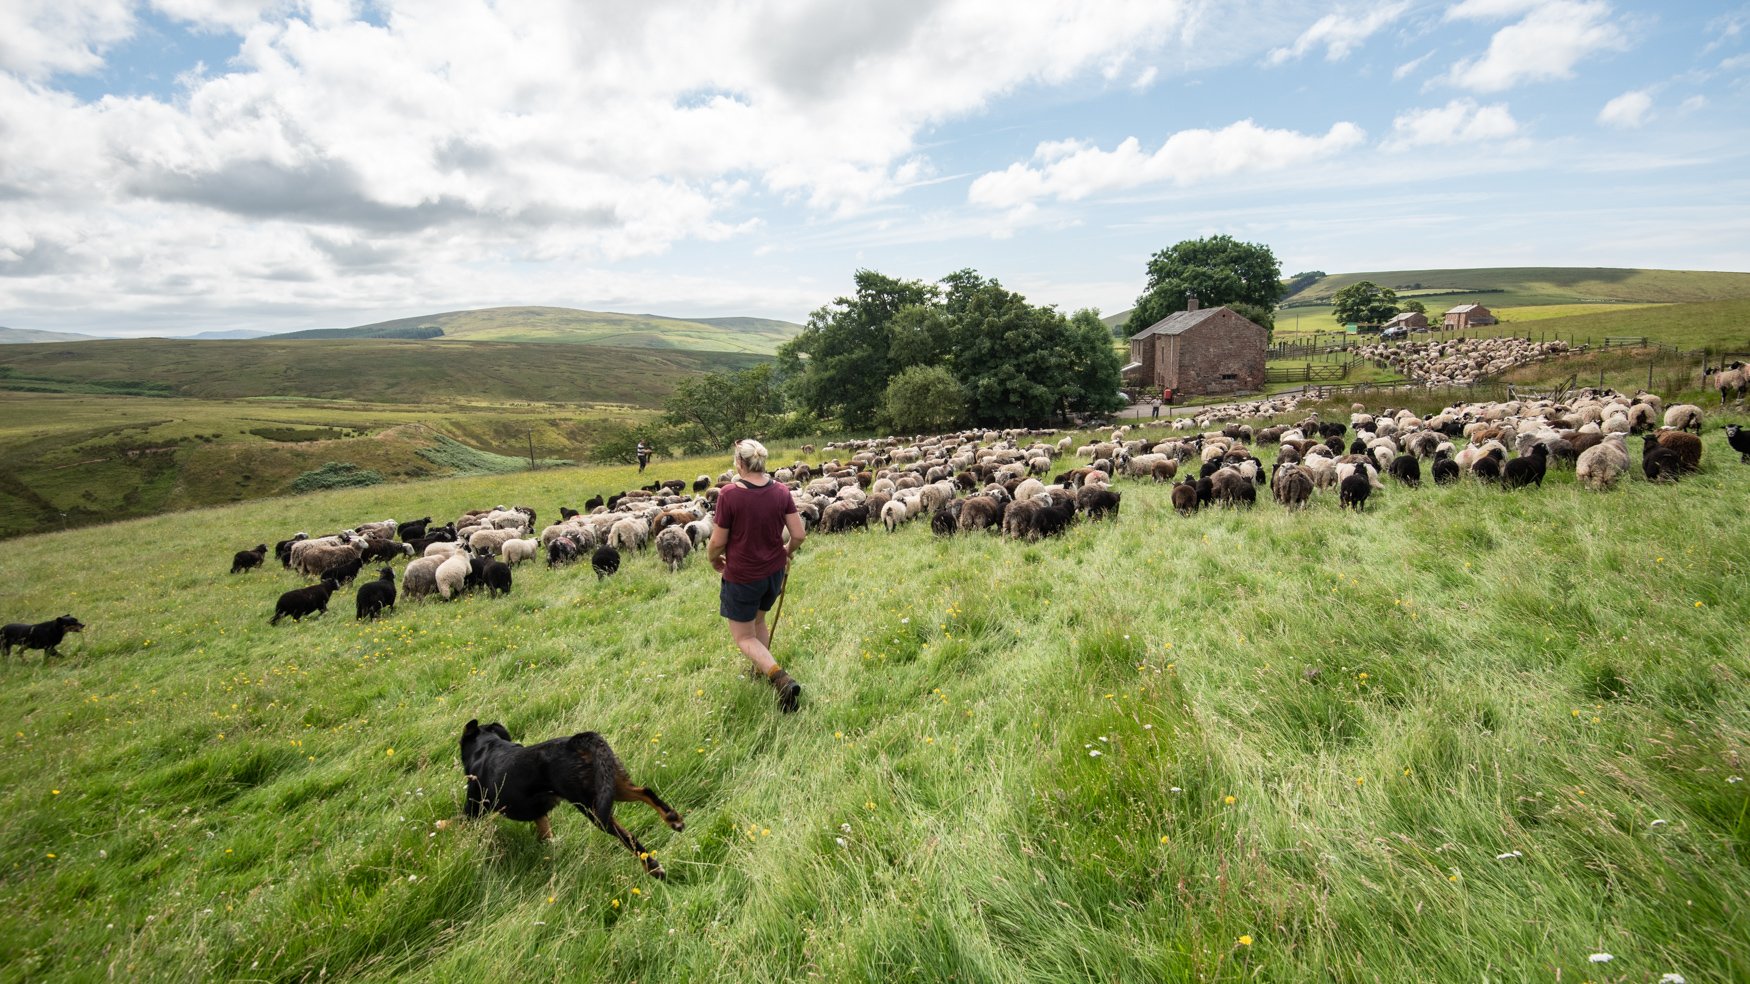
[1127,297,1267,397]
[1383,311,1428,331]
[1443,303,1496,330]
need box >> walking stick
[766,556,793,651]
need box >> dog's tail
[568,731,618,773]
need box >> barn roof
[1446,303,1487,314]
[1383,311,1424,326]
[1128,307,1236,341]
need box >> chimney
[1186,293,1200,312]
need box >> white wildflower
[1495,850,1522,860]
[1089,750,1102,757]
[1649,819,1668,828]
[840,823,851,833]
[835,837,847,847]
[1589,953,1613,964]
[1659,974,1686,983]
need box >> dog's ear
[463,719,480,737]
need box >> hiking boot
[769,670,801,713]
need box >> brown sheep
[1654,430,1703,471]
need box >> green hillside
[1,429,1747,981]
[280,306,803,355]
[1281,267,1750,306]
[0,337,766,404]
[0,326,98,344]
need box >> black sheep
[1431,449,1460,485]
[1078,487,1121,520]
[1503,443,1548,489]
[1171,480,1198,514]
[275,533,308,568]
[484,561,513,598]
[1349,438,1369,456]
[559,506,580,520]
[398,517,433,541]
[271,579,339,625]
[1195,476,1215,508]
[548,535,580,568]
[2,614,84,659]
[931,501,963,537]
[591,544,621,580]
[1727,423,1750,464]
[326,555,365,586]
[1389,455,1421,487]
[1642,434,1685,482]
[356,568,397,620]
[231,544,268,574]
[1198,459,1222,479]
[1339,471,1371,511]
[1472,447,1505,483]
[1035,497,1078,536]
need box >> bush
[878,365,966,433]
[289,462,383,494]
[585,422,674,465]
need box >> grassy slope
[1282,267,1750,306]
[295,307,802,356]
[0,338,766,404]
[1,432,1747,982]
[0,393,654,538]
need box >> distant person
[635,439,652,473]
[1150,396,1160,419]
[1163,387,1174,406]
[707,439,806,713]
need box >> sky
[1,0,1747,337]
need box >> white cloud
[1441,0,1628,92]
[967,119,1367,210]
[0,0,134,78]
[1394,50,1435,80]
[1444,0,1546,21]
[1678,94,1708,113]
[150,0,289,31]
[1597,89,1653,127]
[1385,98,1519,148]
[1268,1,1410,64]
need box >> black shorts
[720,570,786,622]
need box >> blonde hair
[733,438,768,473]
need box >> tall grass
[1,434,1746,982]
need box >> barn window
[1220,373,1238,381]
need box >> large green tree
[878,365,967,434]
[1331,280,1400,327]
[776,270,936,423]
[661,363,784,454]
[1066,308,1126,418]
[1127,235,1283,334]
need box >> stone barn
[1127,298,1268,397]
[1442,303,1496,330]
[1383,311,1429,331]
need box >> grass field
[1281,267,1750,306]
[284,307,802,356]
[1273,302,1666,337]
[2,425,1747,982]
[0,338,767,405]
[0,393,654,539]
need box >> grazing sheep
[821,501,871,533]
[1272,464,1313,509]
[292,539,365,579]
[1503,443,1548,489]
[359,538,415,564]
[1575,433,1629,490]
[609,518,649,553]
[1726,423,1750,463]
[275,532,308,568]
[931,500,963,537]
[1171,480,1198,514]
[469,528,521,556]
[436,554,473,600]
[1076,486,1121,520]
[231,544,268,574]
[398,518,433,541]
[402,557,442,601]
[356,568,397,620]
[656,526,692,571]
[1339,471,1371,511]
[270,579,339,624]
[880,499,908,533]
[548,535,581,568]
[591,545,621,580]
[957,495,1006,534]
[1664,404,1703,433]
[483,560,513,597]
[1641,433,1685,482]
[1654,430,1703,472]
[1388,455,1421,487]
[1471,447,1506,483]
[325,555,365,586]
[500,538,541,566]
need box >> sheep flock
[228,386,1731,626]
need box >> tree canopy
[1331,280,1400,327]
[779,269,1125,429]
[1128,235,1283,333]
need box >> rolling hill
[277,306,803,355]
[0,326,99,344]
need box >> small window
[1220,373,1238,381]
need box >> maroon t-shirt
[716,477,796,583]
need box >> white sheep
[402,557,442,601]
[880,499,908,532]
[1664,404,1703,433]
[469,528,520,556]
[435,553,472,600]
[1576,433,1629,490]
[501,538,540,566]
[609,517,649,553]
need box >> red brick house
[1442,303,1496,330]
[1126,298,1267,397]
